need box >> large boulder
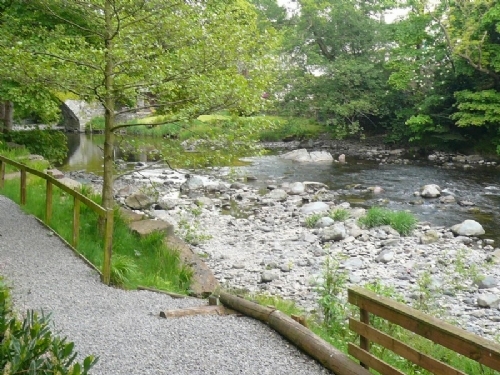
[450,220,485,236]
[125,193,153,210]
[289,182,306,195]
[421,184,441,198]
[266,188,288,202]
[129,219,174,237]
[281,149,333,162]
[321,223,347,242]
[180,175,204,192]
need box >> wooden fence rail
[0,155,113,284]
[348,286,500,374]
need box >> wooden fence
[0,155,113,284]
[348,286,500,374]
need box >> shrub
[110,254,139,286]
[359,207,417,236]
[0,278,97,374]
[1,129,68,164]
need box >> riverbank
[69,153,500,344]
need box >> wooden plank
[348,286,500,370]
[73,196,80,248]
[159,305,227,318]
[45,180,53,225]
[350,319,467,375]
[268,310,372,375]
[101,209,114,285]
[348,343,405,375]
[20,168,26,205]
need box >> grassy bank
[0,177,192,293]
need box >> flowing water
[61,134,500,241]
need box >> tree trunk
[4,101,13,133]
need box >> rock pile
[102,164,500,343]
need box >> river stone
[58,177,82,190]
[439,195,456,204]
[451,220,485,236]
[343,257,364,270]
[309,151,334,162]
[289,182,305,195]
[129,219,174,237]
[157,196,178,210]
[280,149,311,162]
[180,175,204,192]
[321,223,347,242]
[420,230,440,244]
[477,294,500,308]
[338,154,346,163]
[300,202,329,214]
[266,188,288,202]
[315,217,334,228]
[421,184,441,198]
[195,197,213,207]
[261,270,280,283]
[376,249,394,263]
[125,193,153,210]
[476,276,499,289]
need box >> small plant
[110,254,139,286]
[0,278,97,374]
[328,208,350,222]
[305,213,323,228]
[359,207,417,236]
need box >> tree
[265,0,391,137]
[0,0,277,210]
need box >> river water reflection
[61,134,500,242]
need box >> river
[61,133,500,242]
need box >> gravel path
[0,195,330,375]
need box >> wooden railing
[348,286,500,374]
[0,155,113,284]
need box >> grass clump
[0,277,97,374]
[328,208,350,222]
[0,177,192,294]
[304,213,323,228]
[358,206,417,236]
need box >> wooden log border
[0,155,113,284]
[348,286,500,373]
[219,292,371,375]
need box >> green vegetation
[0,142,50,173]
[258,253,500,375]
[0,277,97,374]
[328,208,350,222]
[0,129,68,164]
[359,207,418,236]
[304,213,323,228]
[0,177,192,293]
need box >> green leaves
[0,279,97,374]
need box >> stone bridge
[61,100,104,132]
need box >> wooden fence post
[0,159,4,188]
[360,307,370,370]
[102,209,114,285]
[45,180,53,225]
[72,196,80,248]
[20,168,26,205]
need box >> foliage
[110,254,139,287]
[0,0,280,211]
[304,213,323,228]
[358,207,417,236]
[0,278,97,374]
[1,129,68,164]
[328,208,350,222]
